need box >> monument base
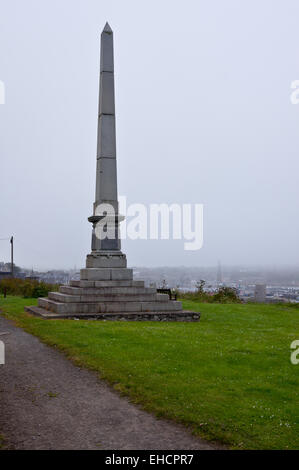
[25,268,200,322]
[25,306,200,321]
[86,251,127,268]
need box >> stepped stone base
[25,266,200,322]
[25,306,200,322]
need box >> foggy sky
[1,0,299,270]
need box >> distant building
[254,284,266,302]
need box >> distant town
[1,261,299,303]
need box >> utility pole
[10,236,14,277]
[217,260,222,285]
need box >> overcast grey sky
[1,0,299,269]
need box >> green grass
[1,296,299,449]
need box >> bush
[178,283,241,304]
[212,286,241,303]
[0,278,59,298]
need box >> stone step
[38,297,182,315]
[25,306,200,322]
[156,293,170,301]
[48,291,166,303]
[59,286,156,296]
[38,298,67,314]
[140,301,182,312]
[49,292,81,303]
[69,280,144,288]
[80,268,133,281]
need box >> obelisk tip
[102,22,113,34]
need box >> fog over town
[2,260,299,303]
[1,1,299,272]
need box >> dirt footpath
[0,316,220,450]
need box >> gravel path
[0,316,219,450]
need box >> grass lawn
[1,296,298,449]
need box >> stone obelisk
[86,22,126,269]
[25,23,199,322]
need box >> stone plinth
[25,269,200,321]
[86,251,127,268]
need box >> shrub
[212,286,241,303]
[178,283,241,303]
[0,278,59,298]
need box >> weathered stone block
[49,292,81,303]
[141,301,182,312]
[79,294,156,302]
[70,280,95,288]
[60,286,83,295]
[110,268,133,280]
[99,71,115,115]
[156,293,170,301]
[80,268,111,281]
[132,280,144,287]
[105,302,141,313]
[94,280,134,287]
[38,298,67,314]
[61,285,154,296]
[96,286,152,295]
[97,115,116,159]
[96,157,118,201]
[86,253,127,268]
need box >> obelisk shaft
[87,22,125,264]
[95,22,118,209]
